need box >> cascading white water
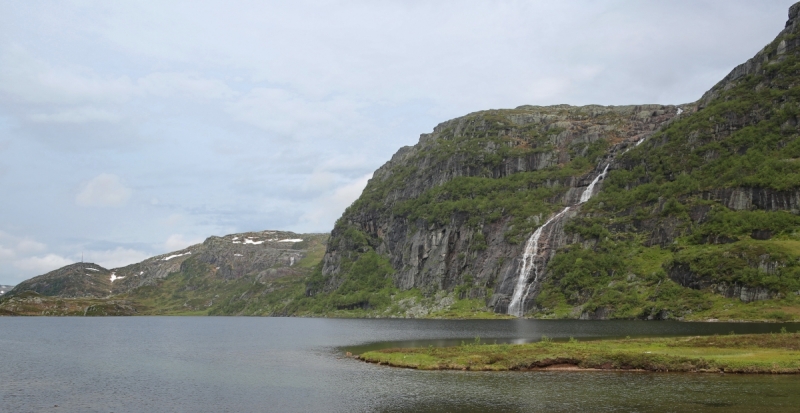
[507,163,610,316]
[506,207,571,317]
[579,164,610,203]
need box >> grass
[358,333,800,373]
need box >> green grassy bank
[358,333,800,373]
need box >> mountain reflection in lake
[1,317,798,412]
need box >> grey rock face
[668,254,786,303]
[321,104,681,306]
[702,188,800,212]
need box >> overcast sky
[0,0,795,285]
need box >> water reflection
[343,319,800,355]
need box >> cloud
[28,106,123,123]
[75,173,132,207]
[299,173,372,231]
[0,246,14,260]
[163,234,203,251]
[0,231,69,281]
[0,45,136,105]
[226,88,365,139]
[13,253,73,274]
[84,247,149,269]
[15,239,46,253]
[138,72,237,100]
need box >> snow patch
[234,253,243,257]
[162,252,191,261]
[86,268,99,272]
[109,273,125,282]
[232,237,239,241]
[676,108,683,115]
[244,238,264,245]
[232,241,241,244]
[278,239,303,243]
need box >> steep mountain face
[1,231,327,315]
[312,3,800,321]
[312,104,684,310]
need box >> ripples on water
[0,317,798,412]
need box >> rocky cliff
[310,3,800,321]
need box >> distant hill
[0,285,13,296]
[0,231,328,316]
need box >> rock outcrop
[317,104,683,306]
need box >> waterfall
[506,163,610,316]
[579,164,610,203]
[506,206,571,317]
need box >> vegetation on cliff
[534,16,800,321]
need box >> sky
[0,0,796,285]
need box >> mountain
[300,3,800,321]
[0,285,13,296]
[0,231,327,316]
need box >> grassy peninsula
[358,332,800,373]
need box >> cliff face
[316,104,683,307]
[314,3,800,320]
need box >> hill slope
[0,231,327,316]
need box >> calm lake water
[1,317,798,412]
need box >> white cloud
[0,231,69,280]
[75,173,132,207]
[15,239,46,253]
[13,254,73,274]
[138,72,237,100]
[0,45,136,105]
[29,106,122,123]
[0,246,14,260]
[85,247,149,269]
[163,234,203,251]
[227,88,365,139]
[299,173,372,230]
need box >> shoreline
[356,333,800,374]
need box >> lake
[1,317,798,412]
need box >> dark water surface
[1,317,798,412]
